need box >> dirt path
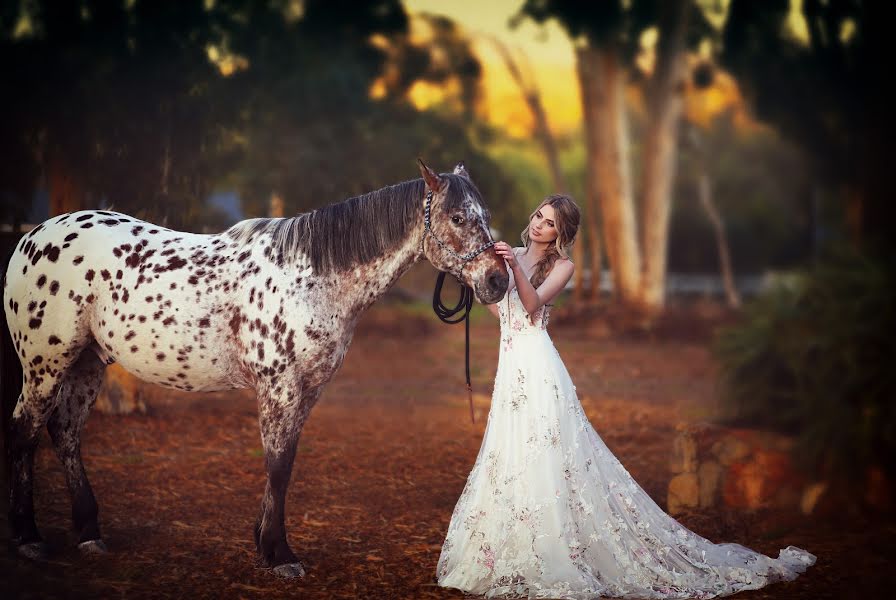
[1,305,891,598]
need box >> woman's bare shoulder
[556,255,574,267]
[551,257,574,274]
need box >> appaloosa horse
[1,161,508,577]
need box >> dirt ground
[1,302,892,599]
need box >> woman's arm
[515,258,574,315]
[494,241,574,316]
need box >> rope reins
[422,189,495,424]
[432,272,476,423]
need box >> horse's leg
[46,349,107,554]
[7,373,68,559]
[254,382,319,578]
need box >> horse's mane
[225,174,481,274]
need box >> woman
[436,195,815,599]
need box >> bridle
[421,190,495,278]
[422,188,496,425]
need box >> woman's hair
[520,194,580,288]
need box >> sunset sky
[404,0,812,137]
[404,0,582,136]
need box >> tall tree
[638,0,690,312]
[575,43,640,305]
[490,38,604,305]
[520,0,711,315]
[0,1,234,227]
[718,0,889,250]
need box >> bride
[436,195,815,599]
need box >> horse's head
[418,159,509,304]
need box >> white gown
[437,286,816,599]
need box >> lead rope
[432,271,476,423]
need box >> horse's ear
[417,158,443,193]
[453,161,470,180]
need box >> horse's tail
[1,247,23,464]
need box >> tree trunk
[697,172,741,308]
[48,148,86,216]
[577,44,640,305]
[585,207,602,301]
[575,49,603,303]
[493,40,588,305]
[638,0,690,315]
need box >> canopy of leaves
[719,0,890,243]
[0,0,522,233]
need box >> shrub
[714,248,896,485]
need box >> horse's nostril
[488,271,509,294]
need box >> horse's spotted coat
[2,163,509,573]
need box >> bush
[714,248,896,485]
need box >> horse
[1,160,509,577]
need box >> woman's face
[529,203,558,244]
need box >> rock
[722,460,763,510]
[698,460,723,508]
[94,364,147,415]
[667,472,699,514]
[800,482,828,515]
[723,449,801,510]
[711,436,751,466]
[670,425,698,474]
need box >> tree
[222,2,522,233]
[718,0,890,251]
[490,38,604,305]
[1,0,522,236]
[0,1,235,227]
[519,0,713,316]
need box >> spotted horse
[1,161,508,577]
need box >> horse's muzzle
[478,269,509,304]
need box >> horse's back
[3,210,245,393]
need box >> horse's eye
[451,215,465,225]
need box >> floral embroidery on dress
[509,370,527,411]
[437,285,816,599]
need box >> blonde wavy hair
[520,194,581,288]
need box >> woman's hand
[494,241,517,269]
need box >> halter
[421,190,495,277]
[423,188,496,424]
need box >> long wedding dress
[437,286,815,599]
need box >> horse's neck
[331,222,424,313]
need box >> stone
[670,426,698,474]
[667,472,699,514]
[722,460,764,510]
[800,482,829,515]
[723,449,801,510]
[698,460,723,508]
[711,436,751,466]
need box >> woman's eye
[451,215,464,225]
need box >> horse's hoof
[17,541,49,561]
[273,562,306,578]
[78,539,108,555]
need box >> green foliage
[720,0,889,243]
[714,248,896,483]
[0,0,520,232]
[670,116,814,273]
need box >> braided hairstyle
[520,194,581,289]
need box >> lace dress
[436,287,815,599]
